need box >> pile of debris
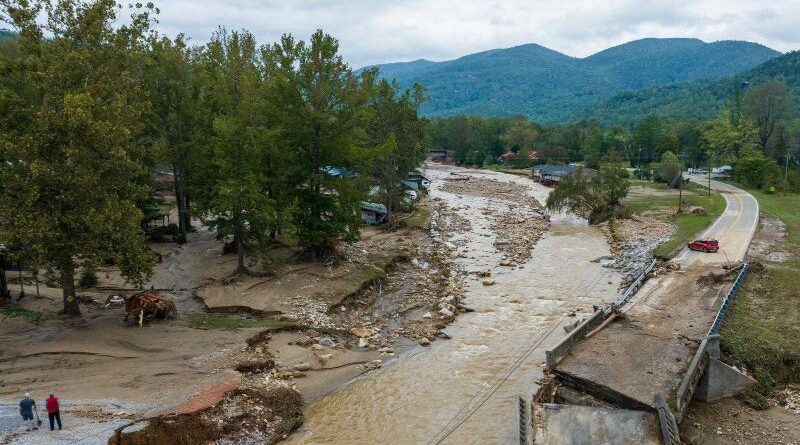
[440,176,541,209]
[600,213,675,282]
[490,207,550,264]
[124,292,177,325]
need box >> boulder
[418,337,431,346]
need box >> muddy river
[286,165,621,445]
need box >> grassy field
[625,180,727,258]
[185,313,296,330]
[720,188,800,406]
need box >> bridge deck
[554,266,731,409]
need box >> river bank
[280,165,621,445]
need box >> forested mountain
[579,50,800,124]
[365,38,780,121]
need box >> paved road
[675,175,759,267]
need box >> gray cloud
[150,0,800,67]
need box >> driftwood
[124,291,177,325]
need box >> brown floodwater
[285,166,621,445]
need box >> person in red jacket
[45,394,62,431]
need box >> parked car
[693,169,707,175]
[688,239,719,252]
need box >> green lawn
[720,188,800,406]
[625,180,727,258]
[185,313,295,330]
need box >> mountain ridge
[364,37,782,122]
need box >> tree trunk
[173,164,187,243]
[184,190,193,231]
[234,211,246,275]
[60,257,80,316]
[0,255,8,301]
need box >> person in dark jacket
[45,394,62,431]
[19,393,38,432]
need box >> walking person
[19,393,39,432]
[45,393,63,431]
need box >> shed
[530,165,591,185]
[361,202,388,225]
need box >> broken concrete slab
[532,403,661,445]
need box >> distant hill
[364,38,781,122]
[578,51,800,125]
[0,29,16,40]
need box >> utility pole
[786,150,791,182]
[678,170,684,214]
[637,146,642,180]
[707,152,712,197]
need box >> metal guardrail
[674,263,749,421]
[604,259,657,315]
[654,393,681,445]
[517,395,530,445]
[708,263,749,336]
[674,337,709,421]
[545,259,657,369]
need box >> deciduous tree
[0,0,158,315]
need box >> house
[361,202,388,225]
[407,170,431,189]
[321,166,357,179]
[712,165,733,175]
[531,164,591,185]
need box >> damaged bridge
[524,179,760,445]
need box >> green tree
[146,34,200,243]
[0,0,157,315]
[744,80,792,153]
[545,165,630,224]
[364,78,427,226]
[656,151,683,187]
[269,31,368,258]
[192,29,277,274]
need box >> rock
[378,347,394,354]
[292,362,312,371]
[350,327,372,338]
[311,344,325,351]
[295,336,314,347]
[318,337,336,347]
[318,353,332,361]
[422,311,433,319]
[482,279,495,286]
[499,259,512,266]
[358,338,369,348]
[439,307,454,318]
[279,314,299,322]
[438,331,452,340]
[418,337,431,346]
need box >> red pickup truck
[688,239,719,252]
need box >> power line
[426,267,613,445]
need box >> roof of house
[531,164,579,176]
[321,166,357,178]
[399,180,420,192]
[361,202,388,214]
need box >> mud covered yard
[0,165,556,445]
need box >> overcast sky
[153,0,800,67]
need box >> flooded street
[286,165,621,445]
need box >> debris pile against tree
[124,292,177,325]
